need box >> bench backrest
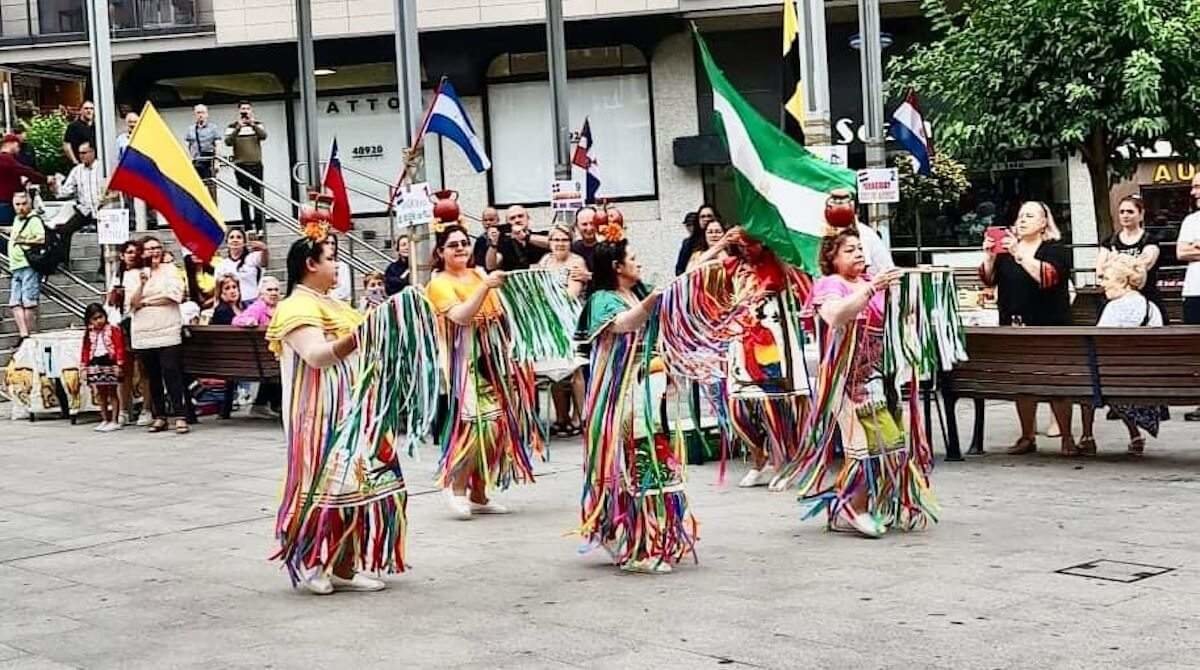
[180,325,280,381]
[951,326,1200,405]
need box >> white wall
[158,102,293,225]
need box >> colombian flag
[109,102,226,261]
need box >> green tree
[23,113,71,177]
[889,0,1200,236]
[893,153,970,240]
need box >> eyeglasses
[144,245,163,252]
[443,241,470,250]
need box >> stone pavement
[1,403,1199,670]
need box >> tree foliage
[888,0,1200,234]
[23,113,71,176]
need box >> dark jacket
[384,258,411,296]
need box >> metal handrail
[214,156,396,266]
[0,255,91,318]
[291,159,483,225]
[0,230,105,303]
[211,178,380,278]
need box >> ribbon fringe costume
[774,273,939,532]
[426,269,551,492]
[580,289,699,566]
[266,286,439,583]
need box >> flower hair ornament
[599,221,625,243]
[301,220,329,244]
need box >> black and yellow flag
[782,0,805,144]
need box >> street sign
[550,180,584,212]
[857,168,900,204]
[393,182,433,228]
[808,145,849,168]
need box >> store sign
[1151,162,1199,184]
[857,168,900,204]
[834,117,934,147]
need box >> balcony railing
[0,0,206,45]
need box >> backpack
[16,216,66,276]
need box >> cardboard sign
[856,168,900,204]
[96,208,130,245]
[393,182,433,228]
[550,180,584,212]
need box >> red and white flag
[323,138,352,231]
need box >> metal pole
[85,0,116,285]
[800,0,831,145]
[545,0,570,181]
[857,0,888,237]
[2,79,12,134]
[394,0,430,284]
[296,0,321,191]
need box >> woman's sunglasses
[443,240,470,250]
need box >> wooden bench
[941,326,1200,459]
[180,326,279,381]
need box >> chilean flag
[571,118,601,203]
[323,138,352,231]
[891,91,933,175]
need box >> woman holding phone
[979,201,1076,455]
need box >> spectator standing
[472,207,499,267]
[686,216,732,270]
[80,302,127,432]
[675,207,712,275]
[1097,194,1164,320]
[115,112,147,230]
[210,274,245,325]
[1178,174,1200,421]
[979,201,1075,455]
[7,192,44,339]
[224,101,267,234]
[384,234,411,295]
[359,272,386,312]
[213,228,268,303]
[14,125,36,170]
[185,104,221,201]
[488,205,549,271]
[571,206,602,272]
[126,236,189,434]
[110,240,154,426]
[0,133,46,225]
[325,233,352,302]
[62,101,97,167]
[232,276,281,327]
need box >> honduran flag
[420,78,491,173]
[571,118,601,203]
[891,91,933,175]
[109,102,225,261]
[323,138,352,231]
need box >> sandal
[1127,437,1145,457]
[567,421,583,437]
[147,419,167,433]
[549,423,567,438]
[1077,436,1097,456]
[1006,436,1037,455]
[175,420,190,435]
[1060,438,1081,457]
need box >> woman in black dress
[979,201,1078,456]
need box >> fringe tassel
[496,269,580,362]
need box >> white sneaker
[848,512,884,539]
[249,405,276,420]
[136,413,153,427]
[738,467,771,488]
[443,490,472,520]
[330,573,387,592]
[107,421,123,432]
[621,558,673,575]
[300,573,334,596]
[94,422,110,432]
[470,501,510,515]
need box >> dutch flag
[421,79,491,173]
[891,91,933,175]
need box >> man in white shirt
[1178,174,1200,420]
[57,140,112,274]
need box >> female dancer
[426,224,544,520]
[581,229,697,574]
[772,227,936,539]
[265,228,405,595]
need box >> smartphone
[985,226,1010,253]
[496,223,513,238]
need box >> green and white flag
[696,29,857,274]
